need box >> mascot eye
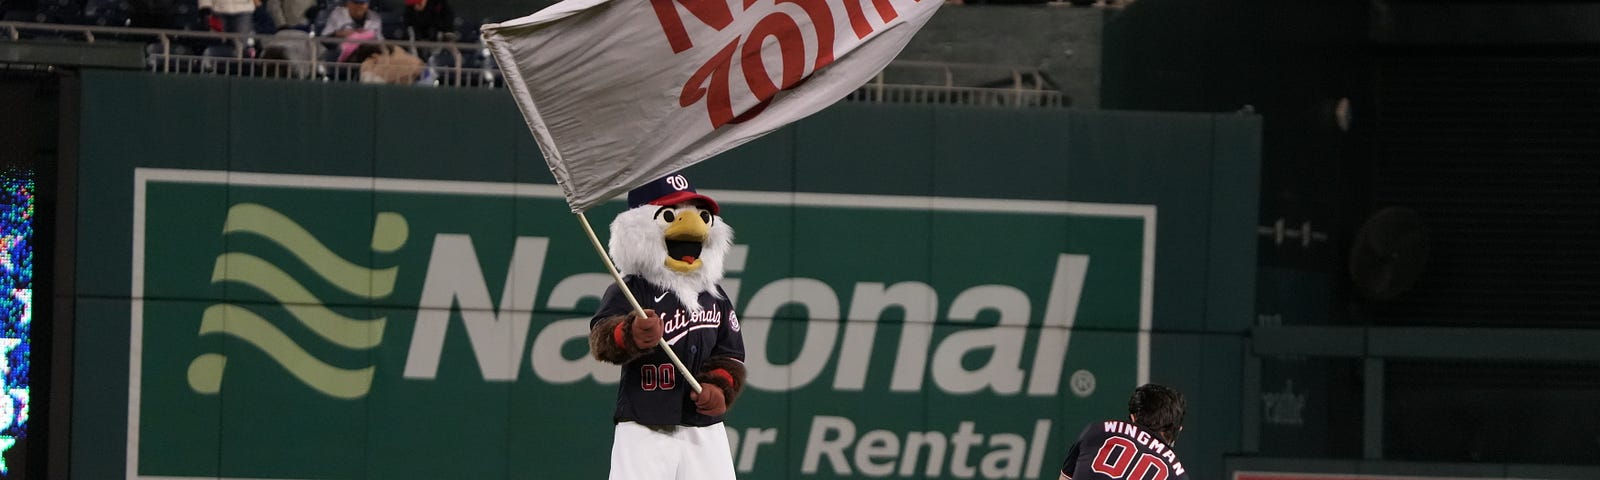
[699,210,713,225]
[656,207,676,223]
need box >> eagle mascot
[587,173,747,479]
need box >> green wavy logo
[186,203,409,400]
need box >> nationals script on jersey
[592,275,746,427]
[1061,420,1189,480]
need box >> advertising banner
[129,168,1153,479]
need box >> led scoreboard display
[0,169,31,477]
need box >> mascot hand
[692,384,727,416]
[631,309,663,350]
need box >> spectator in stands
[261,26,315,77]
[320,0,382,38]
[264,0,312,30]
[320,0,383,62]
[199,0,261,34]
[402,0,454,41]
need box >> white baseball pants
[608,421,736,480]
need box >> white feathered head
[609,174,735,306]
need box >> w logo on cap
[627,173,720,214]
[664,175,690,191]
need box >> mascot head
[609,173,735,303]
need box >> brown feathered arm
[695,357,747,408]
[589,314,649,364]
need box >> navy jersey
[1061,420,1190,480]
[592,275,745,427]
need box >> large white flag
[483,0,941,212]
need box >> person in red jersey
[1061,384,1190,480]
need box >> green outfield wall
[66,70,1259,479]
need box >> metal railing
[854,60,1070,108]
[2,20,1070,106]
[2,20,498,86]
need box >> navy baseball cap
[628,173,719,214]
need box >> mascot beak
[661,205,712,273]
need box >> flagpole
[575,212,704,394]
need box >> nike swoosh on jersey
[653,291,670,302]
